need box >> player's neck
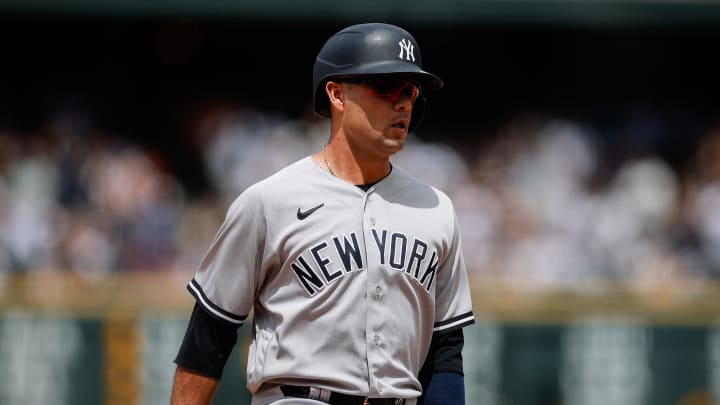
[349,160,391,185]
[315,143,391,185]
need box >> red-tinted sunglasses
[338,77,421,104]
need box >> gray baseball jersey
[188,156,475,399]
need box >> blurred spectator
[684,128,720,278]
[82,146,185,271]
[0,131,19,272]
[2,132,59,272]
[593,157,683,289]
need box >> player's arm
[171,365,220,405]
[171,302,241,404]
[418,328,466,405]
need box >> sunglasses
[337,77,421,104]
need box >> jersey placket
[361,185,390,397]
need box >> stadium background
[1,1,720,404]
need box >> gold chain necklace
[322,145,336,177]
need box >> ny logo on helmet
[398,39,415,62]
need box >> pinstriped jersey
[188,156,475,399]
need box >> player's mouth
[391,118,409,131]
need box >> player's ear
[326,81,345,112]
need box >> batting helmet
[312,23,444,131]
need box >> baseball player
[171,23,475,405]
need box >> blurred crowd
[1,103,719,292]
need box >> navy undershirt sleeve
[421,372,465,405]
[174,302,240,379]
[418,328,465,404]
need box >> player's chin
[385,127,407,143]
[382,138,405,154]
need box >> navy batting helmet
[312,23,443,131]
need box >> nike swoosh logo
[297,203,324,220]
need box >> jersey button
[375,286,382,298]
[373,334,380,345]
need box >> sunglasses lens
[367,80,419,103]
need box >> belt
[280,385,406,405]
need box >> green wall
[0,311,714,404]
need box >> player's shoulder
[390,165,451,197]
[386,165,455,208]
[227,156,316,207]
[255,156,316,187]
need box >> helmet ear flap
[408,95,426,133]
